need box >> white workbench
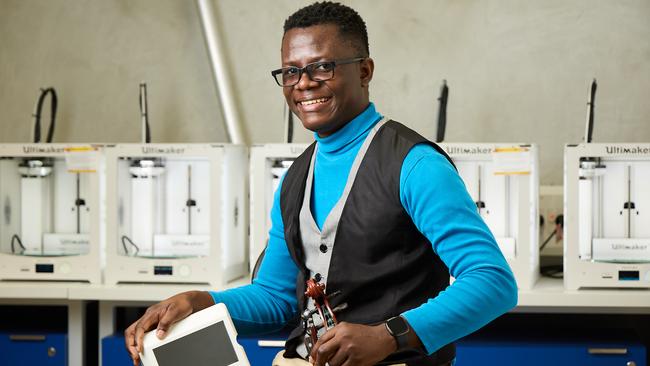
[517,277,650,313]
[1,276,649,366]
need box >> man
[125,2,517,366]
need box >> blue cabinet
[0,332,67,366]
[456,335,646,366]
[102,335,133,366]
[100,332,647,366]
[238,332,288,366]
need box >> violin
[301,277,347,354]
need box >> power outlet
[539,185,563,256]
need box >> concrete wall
[1,0,648,184]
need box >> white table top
[0,281,69,300]
[516,277,650,313]
[1,276,648,313]
[67,277,249,302]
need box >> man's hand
[310,322,397,366]
[123,291,214,366]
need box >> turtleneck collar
[314,103,383,154]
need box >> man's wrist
[188,290,215,313]
[375,323,399,354]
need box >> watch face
[387,316,409,336]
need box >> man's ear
[360,57,374,87]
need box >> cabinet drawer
[0,333,67,366]
[456,336,646,366]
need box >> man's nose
[295,70,319,90]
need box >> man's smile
[296,96,332,112]
[297,97,331,106]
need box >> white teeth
[299,97,329,106]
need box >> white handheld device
[140,303,250,366]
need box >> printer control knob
[179,265,191,277]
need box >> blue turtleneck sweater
[211,103,517,355]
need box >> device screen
[153,321,239,366]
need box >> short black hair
[283,1,369,57]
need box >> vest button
[319,244,328,253]
[314,273,322,282]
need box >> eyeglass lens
[279,62,335,86]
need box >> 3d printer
[564,80,650,289]
[103,84,248,286]
[0,88,101,282]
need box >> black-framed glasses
[271,57,366,87]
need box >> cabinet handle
[9,335,46,341]
[258,340,286,348]
[587,348,628,355]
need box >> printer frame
[0,143,102,283]
[249,144,308,274]
[104,144,248,287]
[564,143,650,289]
[438,143,540,290]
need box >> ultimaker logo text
[141,147,186,154]
[445,146,493,155]
[22,146,65,154]
[605,146,650,155]
[611,243,648,251]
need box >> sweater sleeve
[209,175,299,335]
[399,143,518,354]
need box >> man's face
[281,24,374,137]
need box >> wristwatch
[385,316,410,351]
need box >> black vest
[281,120,456,365]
